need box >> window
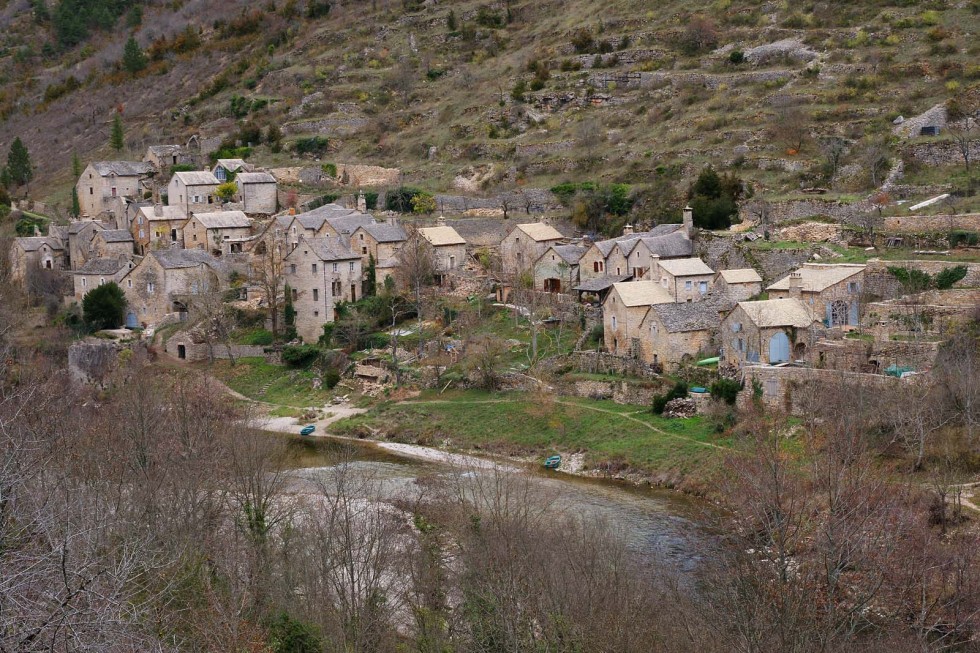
[449,255,456,268]
[291,288,298,300]
[81,278,86,287]
[685,280,692,290]
[111,187,117,196]
[147,282,155,293]
[699,281,708,294]
[139,230,144,238]
[594,262,600,273]
[737,337,744,352]
[314,310,319,317]
[611,316,617,329]
[312,263,318,273]
[99,277,105,285]
[127,279,132,288]
[332,263,338,273]
[362,247,368,255]
[313,289,318,301]
[89,188,93,195]
[349,261,355,272]
[193,234,197,241]
[359,233,364,240]
[848,281,859,293]
[332,281,342,296]
[290,264,297,274]
[661,278,668,287]
[193,195,200,203]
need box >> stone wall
[737,198,868,225]
[68,338,120,385]
[558,378,666,406]
[884,213,980,233]
[865,259,980,297]
[904,140,980,167]
[739,365,901,415]
[163,332,269,362]
[813,336,940,374]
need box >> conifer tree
[110,114,125,152]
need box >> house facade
[212,158,249,182]
[167,171,220,218]
[182,211,253,255]
[236,172,278,215]
[655,258,715,302]
[144,145,194,169]
[533,244,587,293]
[602,281,673,357]
[283,236,362,342]
[67,220,110,271]
[119,249,226,327]
[76,161,153,218]
[767,263,866,327]
[499,222,564,278]
[90,229,135,261]
[578,223,692,285]
[721,298,822,367]
[639,300,721,369]
[72,258,130,302]
[132,205,186,253]
[10,237,66,287]
[417,224,467,275]
[350,222,407,271]
[715,268,763,302]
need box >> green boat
[543,455,561,469]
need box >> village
[8,141,978,419]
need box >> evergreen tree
[71,151,82,178]
[122,35,147,74]
[82,282,127,330]
[70,187,80,217]
[6,138,33,190]
[365,254,377,297]
[110,114,125,152]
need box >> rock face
[662,398,697,418]
[68,339,119,385]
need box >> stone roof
[98,229,134,243]
[610,280,673,307]
[648,295,732,333]
[236,171,277,184]
[92,161,154,177]
[68,220,106,235]
[76,258,126,274]
[151,248,225,270]
[191,210,251,229]
[302,236,359,261]
[326,212,376,235]
[215,158,248,172]
[719,268,763,284]
[593,223,685,257]
[358,222,407,243]
[14,236,64,252]
[767,263,865,293]
[513,222,564,242]
[138,205,185,221]
[657,257,714,277]
[738,298,817,328]
[173,171,219,186]
[573,274,632,293]
[637,231,693,259]
[547,244,588,265]
[146,145,182,156]
[419,225,466,246]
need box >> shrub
[82,282,127,331]
[949,230,980,248]
[710,378,742,405]
[241,328,274,345]
[264,611,322,653]
[652,381,688,414]
[282,344,321,368]
[321,162,337,177]
[728,50,744,64]
[934,265,968,290]
[293,136,329,156]
[386,186,425,212]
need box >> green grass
[331,390,728,483]
[268,405,305,418]
[211,357,335,407]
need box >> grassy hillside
[1,0,978,219]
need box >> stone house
[767,263,866,327]
[212,158,249,182]
[655,257,715,302]
[715,268,763,302]
[721,298,822,367]
[639,298,726,370]
[182,210,253,255]
[499,222,564,278]
[534,244,588,293]
[167,171,220,218]
[317,211,377,244]
[235,172,278,215]
[76,161,154,219]
[350,221,408,278]
[602,280,673,357]
[67,220,112,270]
[72,258,131,302]
[119,249,227,327]
[417,224,467,276]
[578,223,693,284]
[90,229,135,262]
[10,237,66,287]
[132,204,186,254]
[143,145,193,169]
[283,236,362,342]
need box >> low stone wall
[562,379,664,406]
[737,198,868,225]
[548,351,664,380]
[904,139,979,167]
[813,336,940,374]
[163,334,268,362]
[884,213,980,234]
[739,365,901,415]
[865,259,980,295]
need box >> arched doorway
[793,341,806,361]
[177,344,186,359]
[769,331,790,363]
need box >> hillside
[1,0,978,224]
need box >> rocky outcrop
[68,338,120,386]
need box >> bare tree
[772,105,811,154]
[251,230,287,339]
[396,222,438,354]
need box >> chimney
[623,223,634,236]
[683,206,694,237]
[650,254,661,281]
[289,207,296,215]
[154,203,163,217]
[356,190,366,212]
[437,215,446,226]
[788,271,803,299]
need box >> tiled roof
[138,205,185,221]
[649,295,732,333]
[151,248,225,270]
[573,274,633,292]
[719,268,763,284]
[326,213,376,235]
[359,222,408,243]
[611,280,673,307]
[173,171,219,186]
[738,298,817,328]
[547,244,588,265]
[146,145,181,156]
[657,257,714,277]
[191,210,251,229]
[767,264,866,293]
[419,225,466,246]
[236,171,277,184]
[302,236,359,261]
[76,258,126,274]
[215,158,248,172]
[92,161,154,177]
[593,224,685,257]
[637,231,693,258]
[514,222,564,242]
[68,220,106,235]
[14,236,64,252]
[98,229,134,243]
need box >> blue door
[126,311,138,328]
[769,331,790,363]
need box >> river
[278,434,715,575]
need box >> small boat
[300,425,316,436]
[543,455,561,469]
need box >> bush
[934,265,968,290]
[948,230,979,248]
[265,611,322,653]
[652,381,688,414]
[293,136,329,156]
[386,186,425,212]
[240,328,274,345]
[282,344,320,368]
[323,368,341,389]
[728,50,744,64]
[710,378,742,405]
[82,282,127,331]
